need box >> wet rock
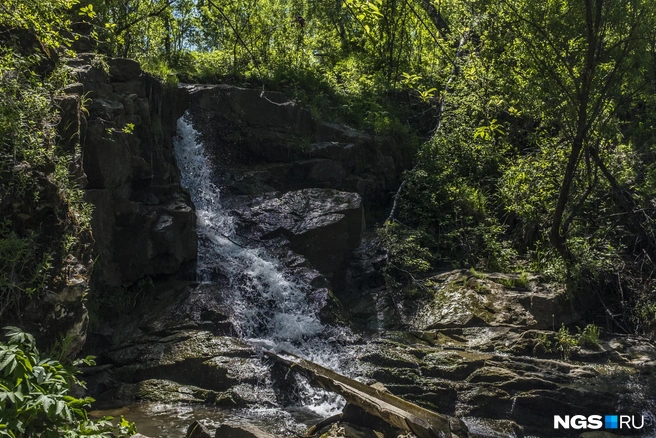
[462,417,524,438]
[214,423,275,438]
[128,379,220,403]
[232,188,364,277]
[466,366,519,383]
[187,420,212,438]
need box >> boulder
[232,188,364,277]
[411,270,579,330]
[108,57,142,82]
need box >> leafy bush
[378,221,433,289]
[0,327,136,437]
[0,0,78,49]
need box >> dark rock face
[107,58,142,82]
[186,84,408,219]
[187,84,315,164]
[230,188,364,278]
[5,54,196,357]
[63,53,196,288]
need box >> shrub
[0,49,92,322]
[0,327,136,437]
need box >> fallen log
[267,351,465,438]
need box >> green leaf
[39,395,54,414]
[55,400,65,416]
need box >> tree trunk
[549,0,602,258]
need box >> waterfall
[172,114,347,415]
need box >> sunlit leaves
[0,327,126,437]
[0,0,79,48]
[78,4,96,19]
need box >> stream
[88,113,656,438]
[169,114,351,429]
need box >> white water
[172,114,347,415]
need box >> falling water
[172,113,347,415]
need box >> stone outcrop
[4,53,196,357]
[411,271,578,330]
[185,84,409,219]
[65,53,196,289]
[86,328,276,408]
[229,188,364,278]
[336,270,656,437]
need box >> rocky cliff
[68,55,196,289]
[6,54,198,354]
[186,84,407,222]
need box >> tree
[499,0,654,259]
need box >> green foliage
[0,327,135,437]
[496,272,530,289]
[552,324,602,359]
[0,221,52,315]
[577,324,601,350]
[0,0,79,49]
[555,324,578,360]
[468,268,485,280]
[378,222,433,288]
[533,332,553,355]
[0,49,92,321]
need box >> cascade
[172,113,348,416]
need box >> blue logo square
[605,415,618,429]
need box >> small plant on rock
[577,324,601,349]
[555,324,578,359]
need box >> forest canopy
[1,0,656,333]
